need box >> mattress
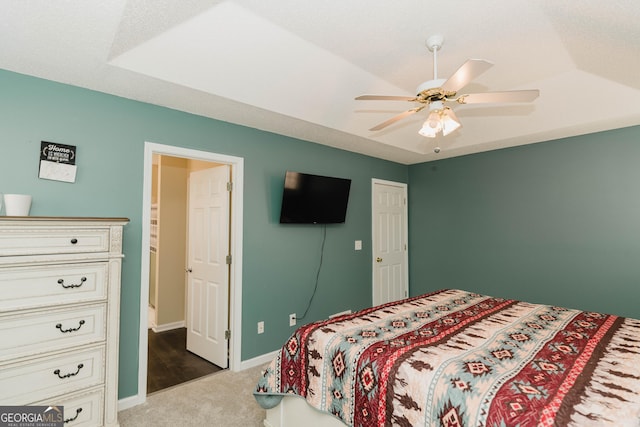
[254,289,640,426]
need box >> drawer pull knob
[56,319,85,333]
[64,407,82,423]
[54,363,84,379]
[70,238,78,244]
[58,277,87,289]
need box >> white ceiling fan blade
[456,89,540,104]
[440,59,493,93]
[369,106,425,131]
[356,95,416,101]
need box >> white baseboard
[237,350,279,371]
[152,320,185,333]
[329,309,352,318]
[118,394,145,412]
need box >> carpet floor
[119,363,267,426]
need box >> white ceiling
[2,0,640,164]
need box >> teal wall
[0,69,408,399]
[5,66,639,401]
[408,126,640,319]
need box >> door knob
[376,257,383,263]
[186,268,193,273]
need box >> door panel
[372,180,408,306]
[186,165,230,368]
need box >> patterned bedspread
[254,289,640,426]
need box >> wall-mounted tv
[279,171,352,224]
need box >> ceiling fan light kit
[419,103,461,138]
[355,34,540,148]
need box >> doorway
[137,142,244,404]
[146,156,229,393]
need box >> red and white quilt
[254,289,640,426]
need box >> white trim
[239,350,279,371]
[118,394,143,412]
[152,320,186,333]
[136,142,244,408]
[371,178,409,303]
[329,310,352,318]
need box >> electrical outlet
[289,313,296,327]
[257,321,264,334]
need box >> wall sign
[39,141,77,183]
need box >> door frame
[371,178,409,304]
[136,141,244,404]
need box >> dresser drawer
[0,304,106,362]
[0,346,105,405]
[0,262,107,312]
[34,388,104,427]
[0,227,110,256]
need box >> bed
[254,288,640,426]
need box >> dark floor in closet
[147,327,223,394]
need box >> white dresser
[0,217,128,427]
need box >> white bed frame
[264,395,347,427]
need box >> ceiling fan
[355,34,539,139]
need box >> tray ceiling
[2,0,639,164]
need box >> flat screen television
[279,171,351,224]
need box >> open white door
[372,179,408,306]
[186,165,230,368]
